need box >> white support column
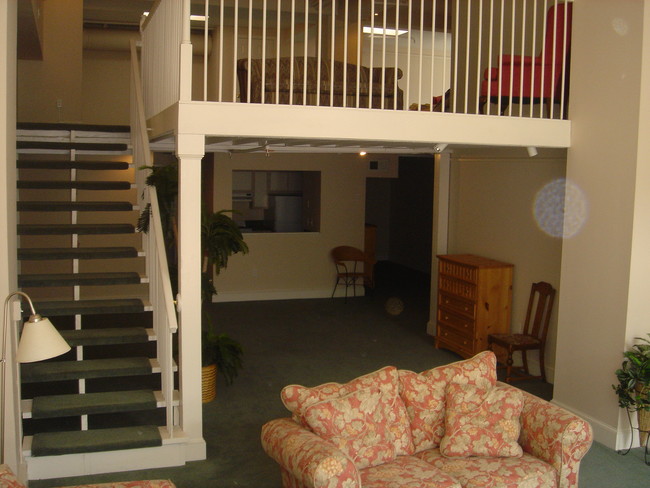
[176,133,205,457]
[428,152,450,335]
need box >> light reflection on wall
[534,178,588,239]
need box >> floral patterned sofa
[261,351,593,488]
[0,465,176,488]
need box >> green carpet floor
[30,263,649,487]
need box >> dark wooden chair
[330,246,365,302]
[488,281,556,383]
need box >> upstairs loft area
[142,0,573,135]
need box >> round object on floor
[385,297,404,316]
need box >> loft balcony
[141,0,573,153]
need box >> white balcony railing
[142,0,572,120]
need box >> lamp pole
[1,291,71,464]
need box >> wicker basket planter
[202,363,217,403]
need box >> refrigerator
[272,195,303,232]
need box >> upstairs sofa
[237,57,404,110]
[261,351,593,488]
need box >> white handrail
[130,40,179,437]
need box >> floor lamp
[1,291,71,464]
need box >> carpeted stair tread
[18,201,134,212]
[32,298,145,316]
[18,271,142,287]
[18,223,135,235]
[17,160,130,170]
[22,357,154,383]
[17,180,132,190]
[31,390,157,419]
[18,246,139,260]
[30,425,162,457]
[60,327,151,346]
[17,141,128,152]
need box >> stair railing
[130,40,179,438]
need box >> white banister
[130,40,179,438]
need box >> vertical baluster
[529,0,538,117]
[290,0,295,105]
[539,0,547,118]
[219,0,224,102]
[497,0,504,115]
[247,0,253,104]
[417,0,423,111]
[330,0,335,106]
[357,0,362,108]
[463,0,471,113]
[304,0,309,106]
[262,0,267,104]
[474,0,483,114]
[559,0,568,119]
[442,0,448,112]
[394,0,401,111]
[344,0,349,107]
[382,0,388,110]
[452,0,459,113]
[518,0,526,116]
[204,0,209,101]
[233,0,239,102]
[317,0,323,106]
[276,0,281,104]
[405,0,412,108]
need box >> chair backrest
[331,245,365,264]
[522,281,556,342]
[543,2,573,66]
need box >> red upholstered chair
[480,2,572,117]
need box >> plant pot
[638,409,650,446]
[202,363,217,403]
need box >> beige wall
[211,152,397,301]
[446,147,566,380]
[554,0,650,450]
[17,0,82,123]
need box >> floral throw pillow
[440,382,524,458]
[281,366,399,425]
[303,387,414,469]
[398,351,498,453]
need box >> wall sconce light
[434,144,448,153]
[527,146,538,157]
[1,291,71,463]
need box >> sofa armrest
[261,418,360,488]
[515,387,593,488]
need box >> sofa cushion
[440,383,523,458]
[398,351,497,453]
[281,366,399,426]
[304,387,414,469]
[360,456,462,488]
[416,448,558,488]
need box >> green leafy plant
[613,334,650,411]
[138,161,248,386]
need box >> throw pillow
[440,382,524,458]
[398,351,498,453]
[304,387,414,469]
[281,366,399,424]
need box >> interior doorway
[365,156,435,311]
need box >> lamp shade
[16,316,71,363]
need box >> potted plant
[138,162,248,402]
[200,209,248,402]
[613,334,650,445]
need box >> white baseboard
[211,288,362,302]
[550,399,619,450]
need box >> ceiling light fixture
[363,26,408,36]
[359,151,367,156]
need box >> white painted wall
[211,152,397,301]
[553,0,650,450]
[445,147,566,381]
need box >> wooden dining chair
[488,281,556,383]
[330,246,365,302]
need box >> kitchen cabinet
[435,254,513,358]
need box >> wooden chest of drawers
[435,254,513,358]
